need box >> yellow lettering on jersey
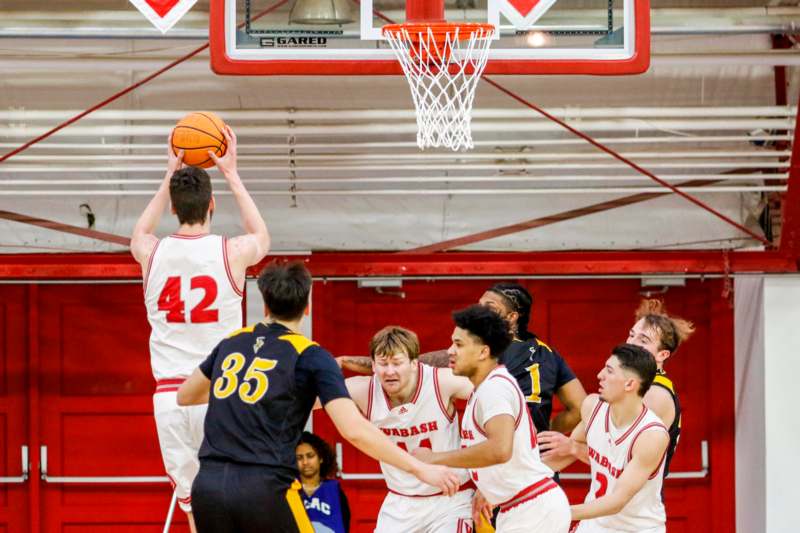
[212,353,278,404]
[239,357,278,404]
[226,325,256,339]
[279,333,319,355]
[213,353,245,399]
[525,363,542,403]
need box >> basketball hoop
[383,22,495,151]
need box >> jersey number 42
[158,275,219,323]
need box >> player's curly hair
[298,431,340,479]
[635,299,695,354]
[487,282,537,341]
[452,304,513,358]
[169,166,212,225]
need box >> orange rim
[382,22,494,45]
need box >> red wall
[0,277,735,532]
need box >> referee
[178,261,459,533]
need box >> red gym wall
[0,272,734,532]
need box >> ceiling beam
[0,210,130,246]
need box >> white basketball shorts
[374,488,473,533]
[495,485,570,533]
[153,390,207,513]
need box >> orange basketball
[171,112,227,169]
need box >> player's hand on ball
[471,489,493,524]
[537,430,572,459]
[208,125,238,177]
[166,133,184,175]
[411,446,434,463]
[414,464,460,496]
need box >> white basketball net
[383,25,494,151]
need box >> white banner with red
[129,0,198,34]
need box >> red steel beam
[0,251,794,280]
[0,210,130,246]
[780,92,800,260]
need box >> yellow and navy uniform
[652,369,681,480]
[191,321,350,533]
[502,336,577,433]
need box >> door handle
[0,445,29,483]
[39,445,170,484]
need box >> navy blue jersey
[501,337,576,433]
[198,322,350,487]
[301,479,349,533]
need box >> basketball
[171,111,227,168]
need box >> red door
[34,284,189,532]
[0,286,30,533]
[312,278,735,533]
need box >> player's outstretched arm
[418,349,449,368]
[335,356,374,375]
[550,378,587,433]
[130,139,183,266]
[211,126,271,276]
[436,367,474,402]
[413,414,516,469]
[570,429,669,521]
[324,397,461,495]
[177,367,211,406]
[313,376,371,413]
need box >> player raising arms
[130,126,269,531]
[548,344,670,533]
[413,305,570,533]
[340,326,475,532]
[178,262,460,533]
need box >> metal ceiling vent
[289,0,354,25]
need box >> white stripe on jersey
[583,399,668,531]
[460,365,554,507]
[144,234,243,381]
[368,362,471,496]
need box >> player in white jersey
[412,305,570,533]
[130,126,270,532]
[545,343,669,533]
[341,326,475,533]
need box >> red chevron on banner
[129,0,197,33]
[507,0,541,17]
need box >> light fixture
[526,31,549,48]
[289,0,354,25]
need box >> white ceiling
[0,1,798,253]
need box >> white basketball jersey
[144,234,243,381]
[582,399,668,531]
[461,365,555,507]
[367,363,471,496]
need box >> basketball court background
[1,1,800,532]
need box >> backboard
[209,0,650,76]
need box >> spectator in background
[297,432,351,533]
